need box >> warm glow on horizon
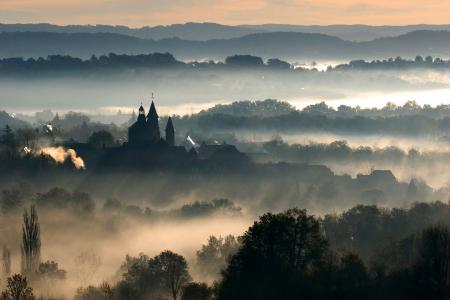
[0,0,449,27]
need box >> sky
[0,0,448,27]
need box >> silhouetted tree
[153,251,191,300]
[415,226,450,299]
[117,251,191,300]
[36,260,66,280]
[369,224,450,300]
[225,55,264,67]
[181,282,212,300]
[0,274,35,300]
[196,235,240,280]
[34,261,66,297]
[1,126,16,160]
[267,58,291,70]
[21,206,41,274]
[335,253,370,299]
[218,208,330,299]
[15,129,36,149]
[74,282,113,300]
[88,130,115,149]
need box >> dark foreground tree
[116,251,191,300]
[370,225,450,300]
[217,208,331,300]
[153,250,191,300]
[181,282,213,300]
[74,282,113,300]
[334,253,370,299]
[0,125,16,160]
[0,274,35,300]
[21,206,41,274]
[413,226,450,300]
[88,130,115,149]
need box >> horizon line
[1,22,450,29]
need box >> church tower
[137,105,146,123]
[146,101,160,142]
[165,117,175,146]
[128,104,148,145]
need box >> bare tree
[2,247,11,277]
[21,206,41,274]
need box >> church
[66,100,248,170]
[128,101,175,147]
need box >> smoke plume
[39,147,86,170]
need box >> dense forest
[0,53,449,76]
[182,101,450,136]
[2,100,450,135]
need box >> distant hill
[1,22,450,42]
[361,30,450,57]
[0,22,263,41]
[0,30,449,60]
[0,111,29,129]
[0,32,147,59]
[240,24,450,42]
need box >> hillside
[0,30,449,60]
[2,22,450,41]
[241,24,450,41]
[0,22,263,41]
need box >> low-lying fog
[233,132,450,189]
[1,62,449,299]
[2,68,449,115]
[236,132,450,152]
[1,206,250,297]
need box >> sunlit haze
[1,0,449,26]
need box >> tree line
[1,188,449,299]
[0,53,292,75]
[1,53,448,75]
[331,55,450,71]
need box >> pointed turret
[146,101,160,142]
[147,101,158,120]
[137,105,146,123]
[165,117,175,146]
[128,103,148,146]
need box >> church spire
[146,100,160,142]
[147,101,158,120]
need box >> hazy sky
[0,0,448,26]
